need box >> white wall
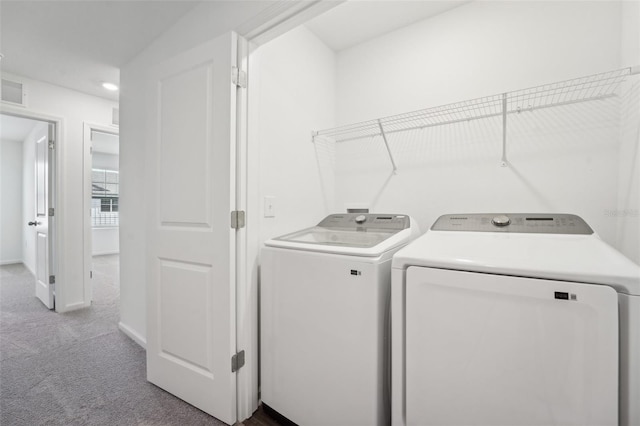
[21,122,47,274]
[323,1,638,262]
[92,228,119,256]
[1,73,118,311]
[0,139,23,264]
[336,1,623,123]
[256,25,336,243]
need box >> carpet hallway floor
[0,255,280,426]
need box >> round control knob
[355,215,367,224]
[492,215,511,227]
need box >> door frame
[0,105,62,311]
[83,122,120,308]
[236,0,345,421]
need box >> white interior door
[34,123,55,309]
[146,31,240,425]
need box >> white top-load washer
[261,213,420,426]
[391,213,640,426]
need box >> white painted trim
[23,260,35,276]
[83,122,119,308]
[119,321,147,349]
[243,39,264,421]
[64,301,88,311]
[235,35,257,423]
[0,260,23,266]
[238,0,344,46]
[0,105,64,311]
[92,250,120,256]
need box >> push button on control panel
[491,215,511,227]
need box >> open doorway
[0,112,56,309]
[84,125,120,307]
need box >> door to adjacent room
[145,31,243,425]
[0,113,57,310]
[32,122,56,309]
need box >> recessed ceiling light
[102,82,119,91]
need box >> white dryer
[261,213,420,426]
[391,213,640,426]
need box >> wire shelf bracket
[377,119,398,174]
[312,66,639,168]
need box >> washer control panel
[318,213,411,230]
[431,213,593,234]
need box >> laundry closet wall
[326,1,638,262]
[255,25,336,243]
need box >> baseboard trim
[119,321,146,349]
[23,262,35,276]
[59,300,91,312]
[92,251,120,256]
[0,259,23,266]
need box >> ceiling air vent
[1,78,27,107]
[112,107,119,126]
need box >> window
[91,168,119,227]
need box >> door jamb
[0,105,63,311]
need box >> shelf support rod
[377,120,398,174]
[501,93,508,167]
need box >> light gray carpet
[0,255,228,426]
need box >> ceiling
[0,114,39,142]
[306,1,470,52]
[0,0,200,101]
[0,1,469,105]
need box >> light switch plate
[264,196,275,218]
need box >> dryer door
[404,266,618,426]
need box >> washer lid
[265,214,419,256]
[392,229,640,295]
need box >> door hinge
[230,210,245,229]
[232,66,247,88]
[231,350,245,372]
[49,275,55,285]
[90,271,93,279]
[48,207,54,217]
[48,140,55,150]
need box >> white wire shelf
[312,67,637,170]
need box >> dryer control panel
[318,213,410,230]
[431,213,593,234]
